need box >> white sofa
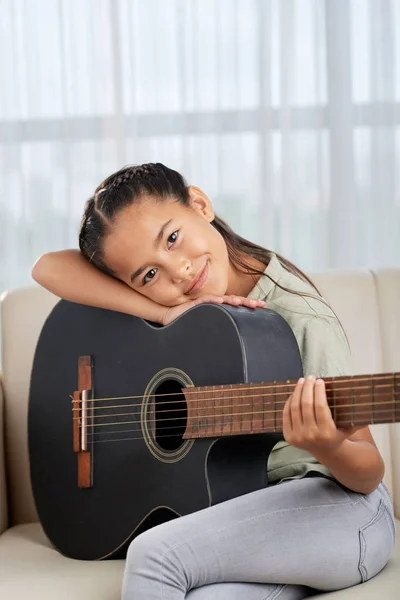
[0,267,399,599]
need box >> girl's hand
[283,376,361,455]
[162,295,265,326]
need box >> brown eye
[167,231,178,248]
[143,268,157,285]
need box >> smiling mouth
[186,261,209,295]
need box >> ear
[188,186,215,222]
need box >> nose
[171,257,192,282]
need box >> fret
[240,384,243,434]
[221,386,231,435]
[330,377,344,428]
[251,384,258,433]
[352,375,364,426]
[393,374,396,424]
[250,388,254,433]
[220,385,224,435]
[227,385,232,436]
[229,384,233,436]
[352,376,360,427]
[211,386,217,437]
[220,385,224,431]
[371,374,386,425]
[364,375,373,425]
[282,381,289,431]
[230,385,234,434]
[351,377,355,426]
[231,382,239,435]
[221,385,228,436]
[377,373,395,425]
[279,382,286,432]
[248,385,253,433]
[328,378,345,429]
[218,385,223,436]
[212,385,215,436]
[240,387,246,434]
[208,387,212,433]
[200,386,204,438]
[259,383,272,433]
[207,383,213,437]
[200,386,205,436]
[221,386,229,435]
[262,384,266,433]
[200,386,207,436]
[222,384,225,435]
[252,382,262,434]
[241,387,248,434]
[245,386,252,434]
[223,384,228,436]
[201,386,206,436]
[371,377,375,424]
[194,386,200,438]
[195,387,201,437]
[222,385,225,435]
[332,377,337,424]
[218,385,224,437]
[273,382,277,432]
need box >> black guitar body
[28,302,302,560]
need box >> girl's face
[102,187,233,306]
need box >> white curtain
[1,0,399,295]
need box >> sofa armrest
[0,373,8,534]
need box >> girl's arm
[311,427,385,495]
[32,250,167,324]
[283,377,385,494]
[32,250,265,325]
[284,313,384,493]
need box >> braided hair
[79,163,190,275]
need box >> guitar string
[86,405,399,438]
[76,395,398,431]
[70,373,400,405]
[72,386,400,419]
[72,379,400,412]
[72,389,400,424]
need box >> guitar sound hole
[154,380,187,451]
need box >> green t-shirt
[247,254,352,484]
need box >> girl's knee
[125,526,187,590]
[125,528,164,572]
[122,529,172,599]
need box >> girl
[32,163,395,600]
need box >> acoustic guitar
[28,301,399,560]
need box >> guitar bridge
[72,355,93,489]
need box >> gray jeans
[122,478,395,599]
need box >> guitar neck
[182,372,400,440]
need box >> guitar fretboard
[182,373,400,439]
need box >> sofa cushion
[0,378,7,534]
[372,269,400,519]
[0,522,398,599]
[0,523,124,599]
[1,286,59,525]
[313,520,400,599]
